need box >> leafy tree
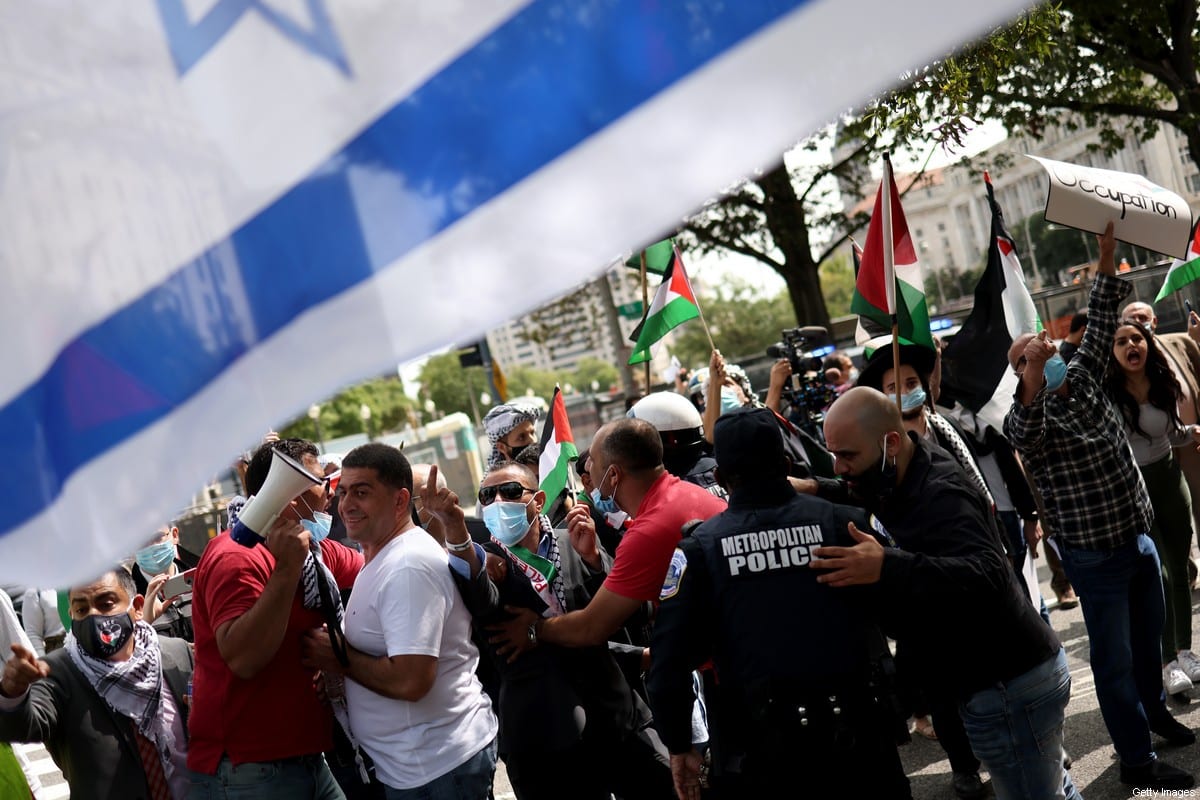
[572,357,620,393]
[670,279,796,367]
[878,3,1200,175]
[279,376,415,442]
[505,366,562,402]
[418,353,487,420]
[819,252,857,318]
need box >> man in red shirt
[188,438,363,799]
[493,419,727,655]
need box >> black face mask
[506,443,532,462]
[845,441,897,504]
[72,611,135,660]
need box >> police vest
[690,493,874,692]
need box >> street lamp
[360,403,373,441]
[307,404,325,452]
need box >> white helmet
[628,392,703,432]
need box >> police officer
[646,406,909,799]
[628,392,727,500]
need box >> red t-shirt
[187,532,363,773]
[603,472,727,602]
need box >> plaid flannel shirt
[1004,273,1152,551]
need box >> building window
[937,222,946,232]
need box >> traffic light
[457,342,484,368]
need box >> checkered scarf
[67,621,174,769]
[483,402,541,470]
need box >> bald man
[809,387,1072,800]
[1004,223,1193,792]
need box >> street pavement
[902,562,1200,799]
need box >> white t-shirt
[344,530,497,790]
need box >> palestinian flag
[1156,221,1200,301]
[941,172,1041,432]
[625,237,675,275]
[538,387,579,504]
[850,157,934,350]
[850,237,889,344]
[628,246,700,365]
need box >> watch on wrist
[526,622,538,645]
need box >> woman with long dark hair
[1107,320,1200,696]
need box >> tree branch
[689,226,783,270]
[989,89,1182,125]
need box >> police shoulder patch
[869,514,895,546]
[659,548,688,600]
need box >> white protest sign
[1028,156,1193,258]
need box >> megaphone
[231,449,322,547]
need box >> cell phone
[159,568,196,603]
[1187,299,1194,317]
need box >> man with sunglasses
[432,461,672,799]
[189,438,364,799]
[490,419,726,657]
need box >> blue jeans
[189,755,347,799]
[382,738,496,800]
[1057,533,1166,766]
[959,648,1080,800]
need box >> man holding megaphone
[187,438,364,800]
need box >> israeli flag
[0,1,1027,584]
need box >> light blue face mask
[300,511,333,544]
[593,466,621,516]
[900,387,927,412]
[482,500,533,547]
[719,387,742,414]
[1043,352,1068,392]
[135,540,176,576]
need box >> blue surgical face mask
[1043,352,1067,392]
[135,540,175,576]
[301,511,333,544]
[900,387,927,412]
[593,466,621,515]
[719,387,742,414]
[483,499,533,547]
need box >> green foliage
[819,252,856,318]
[505,366,562,402]
[419,353,487,420]
[670,279,796,367]
[876,3,1200,169]
[572,357,620,393]
[279,376,414,443]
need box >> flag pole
[639,251,652,391]
[882,153,902,409]
[675,244,717,351]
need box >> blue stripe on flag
[2,0,807,533]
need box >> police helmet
[628,391,705,448]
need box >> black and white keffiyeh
[483,402,541,470]
[67,621,174,768]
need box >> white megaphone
[231,449,322,547]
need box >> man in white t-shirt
[302,443,497,799]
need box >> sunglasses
[477,481,535,506]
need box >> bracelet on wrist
[447,538,474,553]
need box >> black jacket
[0,636,192,800]
[451,530,651,756]
[646,481,883,755]
[818,435,1059,698]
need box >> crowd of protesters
[5,220,1200,798]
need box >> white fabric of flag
[0,0,1029,584]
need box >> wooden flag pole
[639,251,652,391]
[882,152,902,409]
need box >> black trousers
[711,719,911,798]
[504,723,674,800]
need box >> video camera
[766,326,838,434]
